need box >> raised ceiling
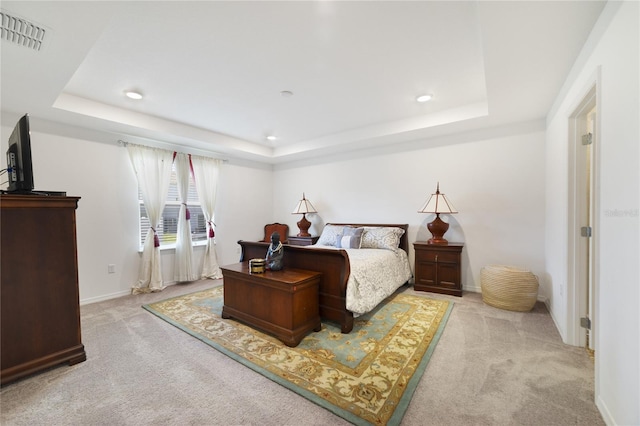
[1,1,606,163]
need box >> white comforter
[312,246,413,316]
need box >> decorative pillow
[336,227,364,249]
[361,227,405,251]
[316,224,343,247]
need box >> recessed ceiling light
[125,91,143,100]
[280,90,293,98]
[266,135,277,141]
[416,94,433,103]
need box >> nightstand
[287,236,319,246]
[413,242,464,296]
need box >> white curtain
[127,144,173,294]
[174,152,198,282]
[191,155,223,279]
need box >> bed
[238,223,412,333]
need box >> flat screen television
[6,114,34,193]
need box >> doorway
[568,86,598,351]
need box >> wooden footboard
[238,241,354,333]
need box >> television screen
[6,114,34,193]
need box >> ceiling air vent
[1,11,46,51]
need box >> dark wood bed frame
[238,223,409,333]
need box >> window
[138,163,206,248]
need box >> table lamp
[418,183,458,244]
[291,193,317,237]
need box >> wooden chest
[221,262,321,347]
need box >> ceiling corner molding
[53,92,274,160]
[273,101,489,160]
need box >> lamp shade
[418,183,457,214]
[418,183,457,245]
[291,193,317,215]
[292,193,317,237]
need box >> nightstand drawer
[415,250,459,263]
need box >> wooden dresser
[1,194,86,385]
[413,242,464,297]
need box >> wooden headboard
[326,223,409,253]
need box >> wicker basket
[480,265,539,312]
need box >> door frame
[566,73,600,349]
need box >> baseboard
[596,395,616,426]
[79,281,179,305]
[80,290,131,305]
[465,284,547,303]
[546,298,569,343]
[463,284,481,293]
[464,284,546,302]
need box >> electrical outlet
[108,264,115,274]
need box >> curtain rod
[117,139,229,163]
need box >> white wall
[545,1,639,424]
[1,117,546,302]
[0,123,274,304]
[273,126,546,297]
[1,117,546,304]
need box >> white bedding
[312,245,413,316]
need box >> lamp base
[427,214,450,245]
[296,214,312,237]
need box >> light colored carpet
[1,280,604,425]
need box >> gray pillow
[316,224,343,246]
[336,226,364,249]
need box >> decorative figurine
[265,231,284,271]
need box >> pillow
[315,224,343,246]
[336,226,364,249]
[361,227,405,251]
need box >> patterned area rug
[143,286,452,426]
